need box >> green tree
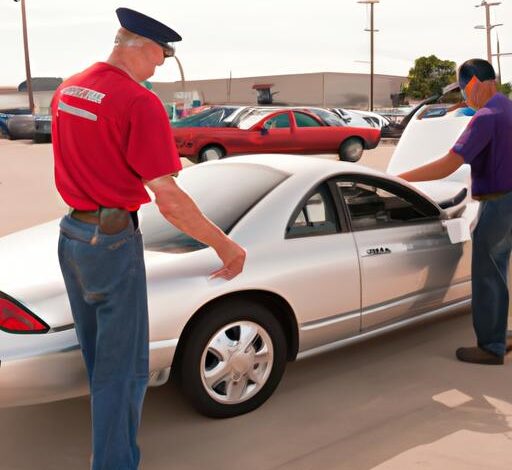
[498,82,512,97]
[403,55,457,99]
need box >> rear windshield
[172,107,238,128]
[141,163,289,253]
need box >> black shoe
[455,347,504,365]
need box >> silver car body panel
[0,154,472,407]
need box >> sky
[1,0,512,87]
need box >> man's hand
[146,174,247,281]
[209,240,246,280]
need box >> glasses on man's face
[160,43,175,59]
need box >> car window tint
[172,107,237,128]
[337,181,438,230]
[263,113,290,129]
[142,164,290,253]
[287,184,338,238]
[293,112,321,127]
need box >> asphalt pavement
[0,139,511,470]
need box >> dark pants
[471,193,512,357]
[58,215,149,470]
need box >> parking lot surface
[0,139,511,470]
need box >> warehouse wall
[152,72,406,110]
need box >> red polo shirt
[51,62,182,211]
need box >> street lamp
[13,0,34,114]
[173,55,186,92]
[474,1,502,63]
[357,0,380,111]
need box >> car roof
[203,154,384,179]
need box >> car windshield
[172,107,238,128]
[237,109,275,129]
[141,163,289,253]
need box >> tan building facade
[152,72,406,110]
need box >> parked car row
[173,105,381,163]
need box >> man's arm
[398,150,464,182]
[146,175,246,280]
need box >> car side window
[287,184,339,238]
[293,112,322,128]
[337,180,439,231]
[263,113,290,129]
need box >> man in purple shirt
[399,58,512,365]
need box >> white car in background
[348,109,391,129]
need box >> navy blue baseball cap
[116,7,182,56]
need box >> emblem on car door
[364,247,392,256]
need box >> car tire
[178,299,287,418]
[198,145,225,163]
[33,133,51,144]
[339,137,364,162]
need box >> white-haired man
[52,8,245,469]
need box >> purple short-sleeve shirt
[452,93,512,197]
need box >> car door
[249,111,297,153]
[284,181,361,352]
[335,175,470,331]
[291,111,335,153]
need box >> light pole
[13,0,34,114]
[474,1,502,64]
[173,55,186,92]
[357,0,380,111]
[492,34,512,85]
[355,60,371,110]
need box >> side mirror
[260,127,269,136]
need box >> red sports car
[172,107,381,163]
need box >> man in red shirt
[52,8,245,469]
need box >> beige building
[152,72,406,110]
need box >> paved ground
[0,139,511,470]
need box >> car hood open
[386,104,472,186]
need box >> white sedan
[0,152,474,418]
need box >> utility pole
[357,0,380,111]
[492,34,512,85]
[474,1,502,64]
[14,0,34,113]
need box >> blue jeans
[58,215,149,470]
[471,193,512,357]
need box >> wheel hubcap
[200,321,274,404]
[347,143,363,159]
[203,148,221,161]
